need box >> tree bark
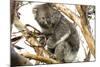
[76,5,95,57]
[21,52,60,64]
[11,46,33,66]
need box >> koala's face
[33,4,54,34]
[35,6,52,28]
[33,4,62,35]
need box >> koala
[33,3,80,63]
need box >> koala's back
[53,15,80,62]
[54,16,80,50]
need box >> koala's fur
[33,3,80,63]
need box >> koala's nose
[41,17,48,25]
[42,17,45,19]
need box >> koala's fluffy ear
[32,8,37,16]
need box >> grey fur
[33,3,80,63]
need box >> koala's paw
[49,54,56,59]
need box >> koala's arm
[46,16,71,49]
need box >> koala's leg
[46,35,57,49]
[54,42,65,62]
[55,42,78,63]
[63,42,78,63]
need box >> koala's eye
[42,17,45,19]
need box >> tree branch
[21,51,60,64]
[76,5,95,57]
[50,3,82,28]
[11,46,33,66]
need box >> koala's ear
[32,8,37,14]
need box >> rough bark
[21,52,60,64]
[11,46,33,66]
[76,5,95,57]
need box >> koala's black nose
[42,17,45,19]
